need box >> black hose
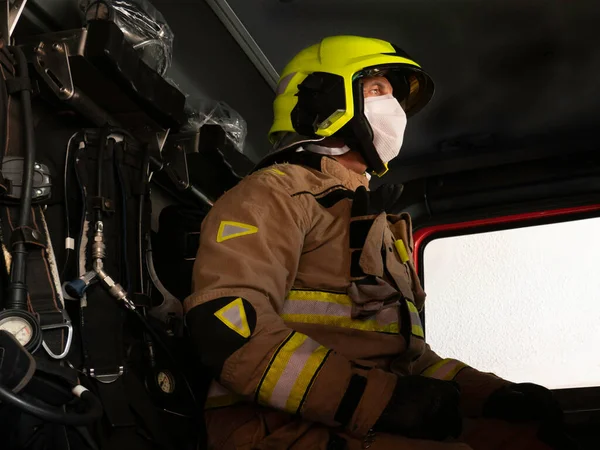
[0,62,8,157]
[6,46,36,311]
[0,384,103,426]
[96,131,109,222]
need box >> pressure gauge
[0,310,42,353]
[157,370,175,394]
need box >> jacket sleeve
[388,215,511,418]
[184,174,396,436]
[409,346,510,418]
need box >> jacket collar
[320,155,370,191]
[253,146,370,191]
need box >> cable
[61,133,81,280]
[96,130,108,222]
[0,383,103,426]
[114,142,131,292]
[0,65,9,157]
[5,46,36,311]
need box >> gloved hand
[483,383,561,424]
[374,375,462,441]
[351,184,404,217]
[484,383,577,450]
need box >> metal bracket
[1,0,28,41]
[162,139,190,190]
[41,308,74,360]
[86,366,124,384]
[19,28,88,57]
[146,246,183,326]
[138,127,170,161]
[28,39,75,101]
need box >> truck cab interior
[0,0,598,449]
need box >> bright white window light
[423,217,600,390]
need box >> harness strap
[0,206,70,358]
[5,77,32,95]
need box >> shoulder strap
[0,205,71,359]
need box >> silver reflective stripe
[221,224,248,238]
[282,290,400,333]
[282,300,351,317]
[409,310,421,326]
[269,337,320,410]
[221,305,244,329]
[257,332,330,414]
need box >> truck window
[421,217,600,389]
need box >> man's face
[362,75,394,98]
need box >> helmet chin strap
[305,142,351,156]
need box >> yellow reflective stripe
[216,221,258,243]
[282,313,399,333]
[285,345,329,413]
[258,333,303,407]
[406,301,424,338]
[422,359,468,380]
[287,290,353,306]
[257,332,329,414]
[412,324,424,338]
[284,290,399,333]
[257,332,330,414]
[394,239,410,263]
[407,301,419,314]
[214,297,251,338]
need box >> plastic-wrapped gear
[80,0,174,76]
[183,99,247,153]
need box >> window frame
[412,204,600,420]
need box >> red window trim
[413,204,600,270]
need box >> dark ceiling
[225,0,600,180]
[16,0,600,183]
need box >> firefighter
[185,36,570,449]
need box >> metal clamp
[1,156,52,201]
[40,308,74,360]
[86,366,124,384]
[162,139,190,190]
[0,0,28,40]
[29,39,75,100]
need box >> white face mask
[363,94,407,165]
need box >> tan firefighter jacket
[184,153,508,441]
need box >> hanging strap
[0,206,72,359]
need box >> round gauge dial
[157,371,175,394]
[0,316,33,346]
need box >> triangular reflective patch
[214,298,251,338]
[217,221,258,243]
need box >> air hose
[5,46,37,311]
[0,382,103,426]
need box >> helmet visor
[354,64,434,117]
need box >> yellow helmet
[268,35,434,175]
